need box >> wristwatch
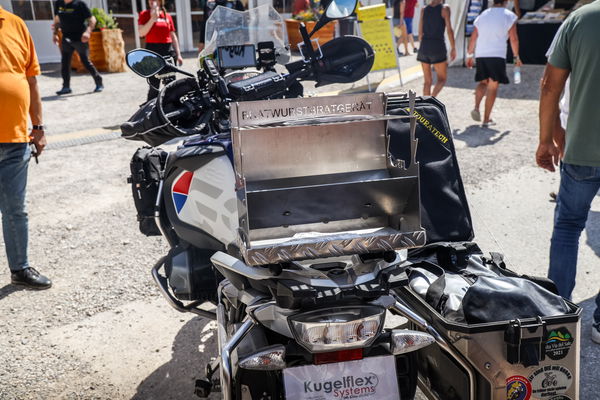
[32,125,45,131]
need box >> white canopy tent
[445,0,469,67]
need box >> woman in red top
[138,0,183,100]
[403,0,418,54]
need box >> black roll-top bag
[407,242,567,324]
[128,146,168,236]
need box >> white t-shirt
[474,7,518,58]
[545,25,570,129]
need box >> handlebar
[327,51,368,69]
[164,107,192,121]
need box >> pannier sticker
[545,327,574,360]
[506,375,532,400]
[528,365,573,398]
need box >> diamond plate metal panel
[241,229,426,265]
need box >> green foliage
[92,8,119,30]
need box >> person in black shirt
[52,0,103,95]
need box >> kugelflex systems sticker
[545,327,574,360]
[528,365,573,398]
[506,375,532,400]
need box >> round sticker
[545,327,574,360]
[506,375,532,400]
[528,365,573,398]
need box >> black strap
[484,252,559,295]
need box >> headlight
[288,306,385,353]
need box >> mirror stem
[300,22,316,60]
[168,65,194,78]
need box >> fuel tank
[163,141,238,251]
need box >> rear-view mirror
[325,0,356,19]
[126,49,166,78]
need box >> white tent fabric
[445,0,469,66]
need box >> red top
[404,0,417,18]
[138,9,175,43]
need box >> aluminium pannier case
[386,95,581,400]
[396,242,581,400]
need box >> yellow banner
[357,4,397,72]
[356,3,387,20]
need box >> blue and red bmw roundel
[172,171,194,213]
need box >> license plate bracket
[283,355,400,399]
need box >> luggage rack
[230,92,425,265]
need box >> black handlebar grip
[164,107,191,121]
[328,52,366,69]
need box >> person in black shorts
[466,0,521,127]
[417,0,456,97]
[52,0,103,95]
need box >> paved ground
[1,53,599,399]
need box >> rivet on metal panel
[484,362,492,370]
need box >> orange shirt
[0,7,41,143]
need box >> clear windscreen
[200,5,290,65]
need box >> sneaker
[593,324,600,344]
[470,109,481,122]
[11,267,52,290]
[549,191,557,201]
[482,119,496,128]
[56,87,72,95]
[94,83,104,93]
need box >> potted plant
[71,8,126,73]
[286,0,337,51]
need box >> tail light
[288,306,385,352]
[313,348,363,365]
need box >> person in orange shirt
[0,7,52,289]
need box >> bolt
[484,362,491,370]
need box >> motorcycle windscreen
[200,5,290,65]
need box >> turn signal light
[314,348,364,365]
[239,345,286,370]
[390,330,435,355]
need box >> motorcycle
[121,0,582,399]
[121,0,439,398]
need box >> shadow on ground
[452,125,511,147]
[132,317,218,400]
[443,64,544,101]
[0,284,26,301]
[578,296,600,399]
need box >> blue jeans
[549,162,600,325]
[0,143,30,272]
